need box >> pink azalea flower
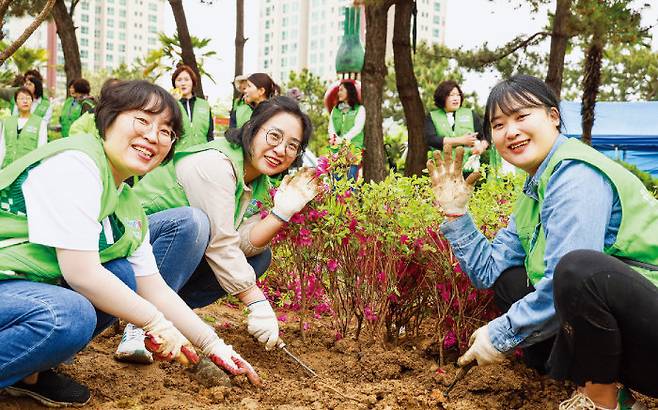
[316,156,330,176]
[327,259,338,272]
[335,331,343,341]
[400,235,409,245]
[278,314,288,322]
[290,213,305,224]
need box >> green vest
[330,104,364,149]
[69,112,99,138]
[176,98,211,151]
[430,107,476,170]
[60,97,82,138]
[235,102,253,128]
[0,134,148,284]
[2,115,43,168]
[514,138,658,287]
[33,98,50,119]
[134,137,272,227]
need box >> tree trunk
[168,0,204,97]
[393,0,426,177]
[361,0,393,182]
[580,35,603,146]
[233,0,246,101]
[0,0,11,41]
[545,0,572,99]
[51,0,81,86]
[0,0,55,66]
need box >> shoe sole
[114,351,154,365]
[3,386,90,408]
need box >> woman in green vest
[328,80,364,180]
[425,80,494,172]
[428,75,658,409]
[229,74,249,129]
[233,73,281,129]
[60,78,96,138]
[171,64,214,150]
[0,81,259,408]
[0,87,48,168]
[115,96,320,362]
[18,74,52,126]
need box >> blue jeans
[0,258,138,388]
[148,207,272,309]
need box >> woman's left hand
[471,140,489,155]
[427,144,480,217]
[271,167,321,222]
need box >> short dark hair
[340,81,360,108]
[433,80,463,109]
[94,80,182,163]
[14,87,34,102]
[482,74,563,142]
[24,75,43,99]
[171,64,198,89]
[100,78,122,98]
[247,73,280,99]
[72,78,91,95]
[225,96,313,168]
[67,79,76,88]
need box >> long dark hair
[482,74,563,142]
[247,73,280,99]
[225,96,313,168]
[95,80,182,163]
[24,75,44,99]
[340,81,360,108]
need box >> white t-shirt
[21,150,158,277]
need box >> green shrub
[616,160,658,197]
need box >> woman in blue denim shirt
[428,75,658,410]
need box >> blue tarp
[560,101,658,176]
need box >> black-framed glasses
[264,128,302,158]
[133,116,177,145]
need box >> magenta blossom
[316,156,330,176]
[327,259,338,272]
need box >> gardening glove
[427,144,481,217]
[143,311,199,365]
[457,325,506,367]
[463,154,481,172]
[247,300,280,350]
[272,167,321,222]
[201,336,262,386]
[329,134,343,146]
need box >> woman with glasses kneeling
[0,81,259,408]
[115,96,320,363]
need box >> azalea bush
[265,150,524,363]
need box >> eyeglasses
[133,116,177,145]
[264,128,302,158]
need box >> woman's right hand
[457,133,478,147]
[427,144,480,217]
[143,311,200,365]
[272,167,321,222]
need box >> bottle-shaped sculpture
[335,6,364,79]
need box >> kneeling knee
[554,249,603,299]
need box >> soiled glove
[427,144,480,216]
[457,325,506,367]
[272,167,321,222]
[329,134,344,146]
[143,311,199,365]
[247,300,280,350]
[201,337,261,386]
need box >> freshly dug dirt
[2,303,656,409]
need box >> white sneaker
[560,390,621,410]
[114,323,154,364]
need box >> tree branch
[0,0,55,66]
[69,0,80,17]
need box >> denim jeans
[148,207,271,309]
[0,258,138,388]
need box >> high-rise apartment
[5,0,165,93]
[258,0,447,84]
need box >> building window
[149,14,157,23]
[148,37,156,46]
[81,38,89,46]
[282,31,287,40]
[119,21,126,29]
[81,1,89,10]
[81,14,89,22]
[281,44,288,54]
[433,28,440,38]
[149,25,157,33]
[119,32,126,40]
[434,2,440,12]
[81,26,89,34]
[118,44,126,52]
[120,0,126,4]
[107,30,114,39]
[108,19,114,27]
[264,33,270,43]
[264,60,269,69]
[107,42,114,50]
[81,50,88,58]
[106,54,114,62]
[148,2,157,11]
[107,7,114,14]
[119,9,126,17]
[265,20,270,29]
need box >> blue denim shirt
[440,135,622,352]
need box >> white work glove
[143,311,199,365]
[427,144,481,217]
[457,325,506,367]
[247,300,280,350]
[201,336,261,386]
[463,154,481,172]
[272,167,321,222]
[329,134,343,146]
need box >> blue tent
[560,101,658,177]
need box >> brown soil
[2,303,656,410]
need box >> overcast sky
[163,0,658,104]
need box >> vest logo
[126,220,142,238]
[25,125,38,133]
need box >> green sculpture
[335,7,364,76]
